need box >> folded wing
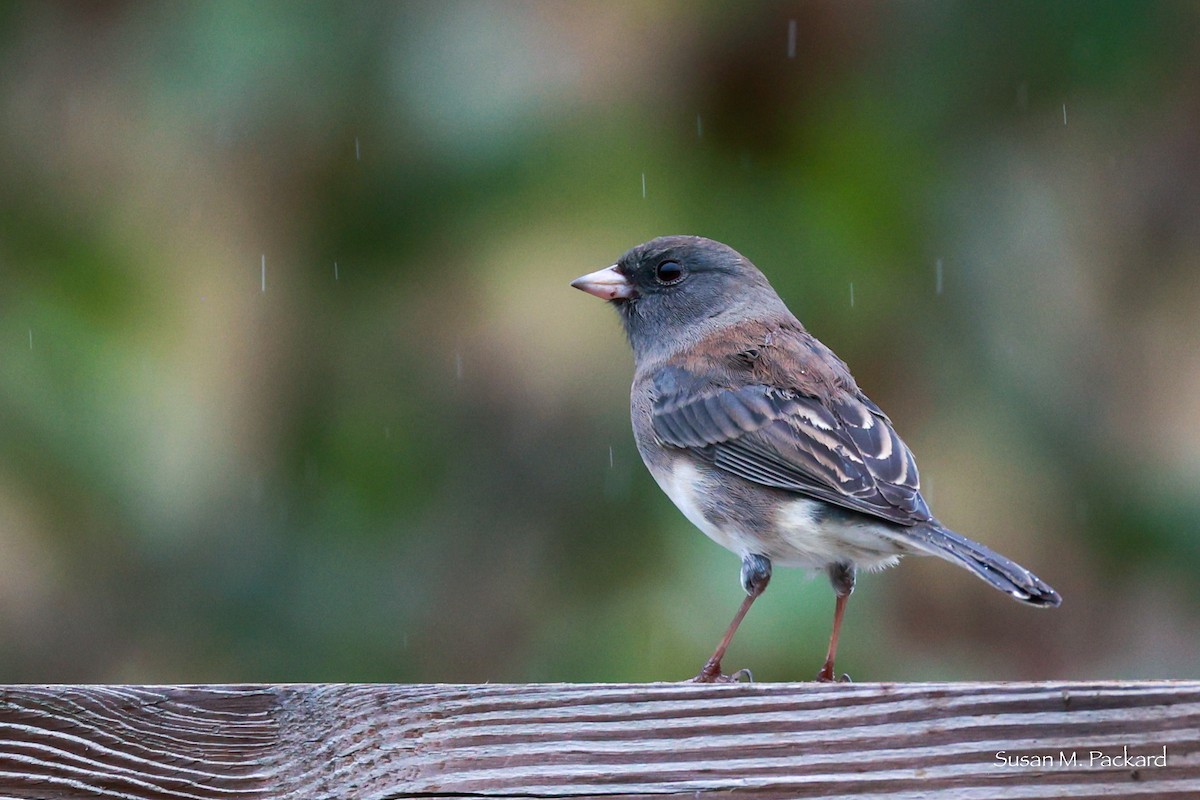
[652,366,931,526]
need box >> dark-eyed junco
[572,235,1060,682]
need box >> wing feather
[652,367,931,526]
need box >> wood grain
[0,682,1197,798]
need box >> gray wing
[651,366,931,526]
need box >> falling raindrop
[334,261,339,281]
[355,137,361,161]
[935,259,944,295]
[1062,103,1068,126]
[261,255,266,293]
[849,282,855,308]
[641,173,647,199]
[28,329,32,350]
[787,19,797,58]
[608,446,614,469]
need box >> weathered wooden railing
[0,682,1197,798]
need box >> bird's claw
[691,664,754,684]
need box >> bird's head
[571,236,788,361]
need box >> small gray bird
[571,235,1060,682]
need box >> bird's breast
[646,456,750,554]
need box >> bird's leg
[693,554,771,683]
[817,561,855,683]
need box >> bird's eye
[655,260,685,284]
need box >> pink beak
[570,265,636,301]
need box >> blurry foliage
[0,1,1198,683]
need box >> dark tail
[903,524,1062,607]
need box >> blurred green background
[1,1,1197,684]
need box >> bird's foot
[816,666,854,686]
[816,662,852,683]
[691,660,753,684]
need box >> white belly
[649,458,906,572]
[651,460,739,549]
[772,498,906,571]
